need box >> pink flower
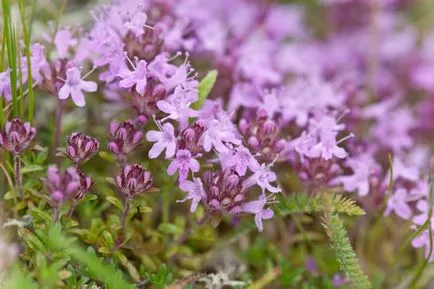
[119,60,148,95]
[200,119,241,153]
[177,178,206,212]
[59,67,97,107]
[0,70,11,101]
[243,163,281,194]
[167,149,200,180]
[157,85,198,129]
[241,195,274,232]
[412,229,434,261]
[146,122,177,159]
[337,154,378,197]
[413,200,432,226]
[124,11,148,38]
[219,146,259,176]
[307,131,348,160]
[384,188,412,220]
[54,29,78,59]
[388,156,420,183]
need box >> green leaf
[106,196,123,210]
[322,213,372,289]
[192,70,218,110]
[158,223,183,235]
[277,193,365,216]
[21,165,44,174]
[5,263,39,289]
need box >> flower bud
[46,165,80,204]
[66,133,99,164]
[115,164,153,200]
[0,118,36,154]
[108,120,143,156]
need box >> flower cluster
[2,0,432,259]
[71,0,434,250]
[0,119,36,155]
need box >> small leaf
[21,164,44,174]
[100,151,117,163]
[106,196,123,210]
[322,213,372,289]
[277,193,365,216]
[4,191,15,200]
[192,70,218,110]
[158,223,183,235]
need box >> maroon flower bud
[115,164,153,200]
[73,170,93,201]
[66,133,99,164]
[259,120,278,138]
[248,136,259,149]
[224,173,240,192]
[0,118,36,154]
[46,165,80,204]
[151,84,166,100]
[108,120,144,156]
[238,118,249,135]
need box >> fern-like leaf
[322,213,372,289]
[277,193,365,216]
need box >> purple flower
[388,156,420,183]
[59,67,97,107]
[46,165,80,204]
[74,170,93,201]
[178,177,206,212]
[332,273,349,288]
[108,120,144,156]
[0,70,12,101]
[146,122,177,159]
[337,154,378,197]
[385,188,412,220]
[241,195,274,232]
[0,119,36,154]
[412,229,434,261]
[115,164,153,200]
[124,11,148,38]
[307,131,349,160]
[66,133,100,164]
[219,146,259,176]
[54,29,78,59]
[167,149,200,180]
[157,85,198,129]
[243,163,281,194]
[119,60,148,95]
[200,119,241,153]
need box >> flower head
[66,133,100,164]
[59,67,97,107]
[0,118,36,154]
[108,120,143,156]
[115,164,153,200]
[46,165,80,204]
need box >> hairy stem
[14,154,23,198]
[115,201,131,249]
[66,201,78,218]
[53,99,65,165]
[53,206,60,222]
